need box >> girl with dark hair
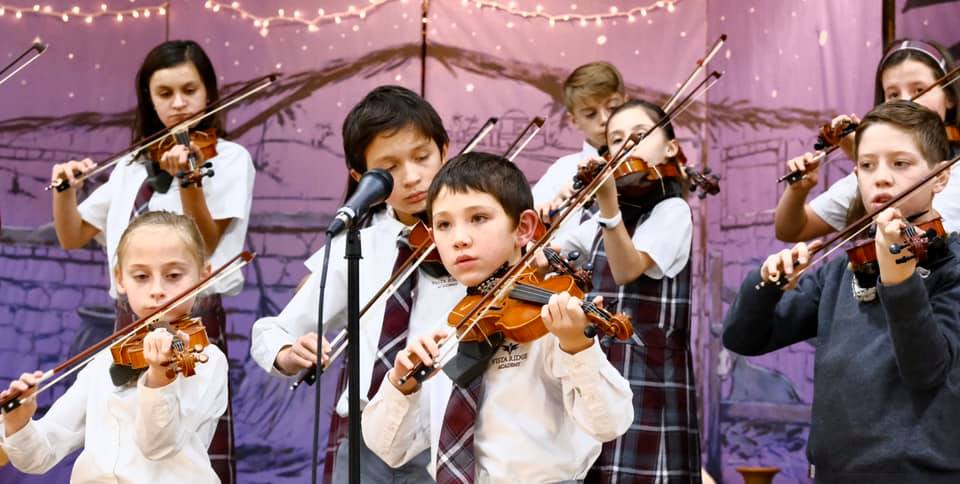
[776,38,960,242]
[48,39,253,484]
[548,99,702,483]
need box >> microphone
[327,169,394,236]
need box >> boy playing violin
[362,152,633,482]
[250,85,463,483]
[534,61,626,234]
[723,100,960,482]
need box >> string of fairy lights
[0,2,168,23]
[0,1,678,33]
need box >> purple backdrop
[1,1,958,483]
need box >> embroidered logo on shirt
[490,342,528,370]
[432,275,459,288]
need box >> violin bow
[663,34,726,113]
[779,65,960,184]
[765,151,960,288]
[293,116,550,388]
[46,73,280,192]
[0,252,255,412]
[0,39,47,89]
[400,72,724,384]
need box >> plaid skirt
[115,294,236,484]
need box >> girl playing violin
[49,40,253,482]
[777,38,960,242]
[0,211,228,483]
[724,101,960,482]
[362,152,633,482]
[551,99,702,483]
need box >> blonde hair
[115,211,207,270]
[562,61,626,112]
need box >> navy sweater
[723,237,960,483]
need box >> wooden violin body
[846,217,947,274]
[110,317,210,379]
[448,267,632,345]
[147,127,218,188]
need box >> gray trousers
[331,437,432,484]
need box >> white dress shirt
[362,336,634,483]
[531,141,600,239]
[77,139,255,297]
[809,166,960,233]
[250,208,466,416]
[557,197,692,280]
[0,347,228,483]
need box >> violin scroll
[814,119,858,151]
[685,166,721,199]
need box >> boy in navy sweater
[723,100,960,483]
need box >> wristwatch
[596,210,622,229]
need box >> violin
[846,218,948,273]
[813,118,858,151]
[781,65,960,184]
[147,127,218,188]
[110,317,211,379]
[762,151,960,289]
[47,73,278,192]
[449,266,632,345]
[0,252,253,413]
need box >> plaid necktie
[130,177,154,218]
[367,235,416,399]
[436,372,484,484]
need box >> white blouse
[0,347,228,483]
[77,139,255,297]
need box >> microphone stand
[345,219,363,484]
[312,210,372,484]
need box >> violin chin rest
[443,333,505,388]
[109,363,139,387]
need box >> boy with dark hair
[251,85,460,483]
[723,100,960,482]
[535,61,626,231]
[362,152,634,482]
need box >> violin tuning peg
[202,162,213,169]
[889,243,904,255]
[567,250,581,262]
[583,263,593,272]
[205,170,215,177]
[582,324,598,339]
